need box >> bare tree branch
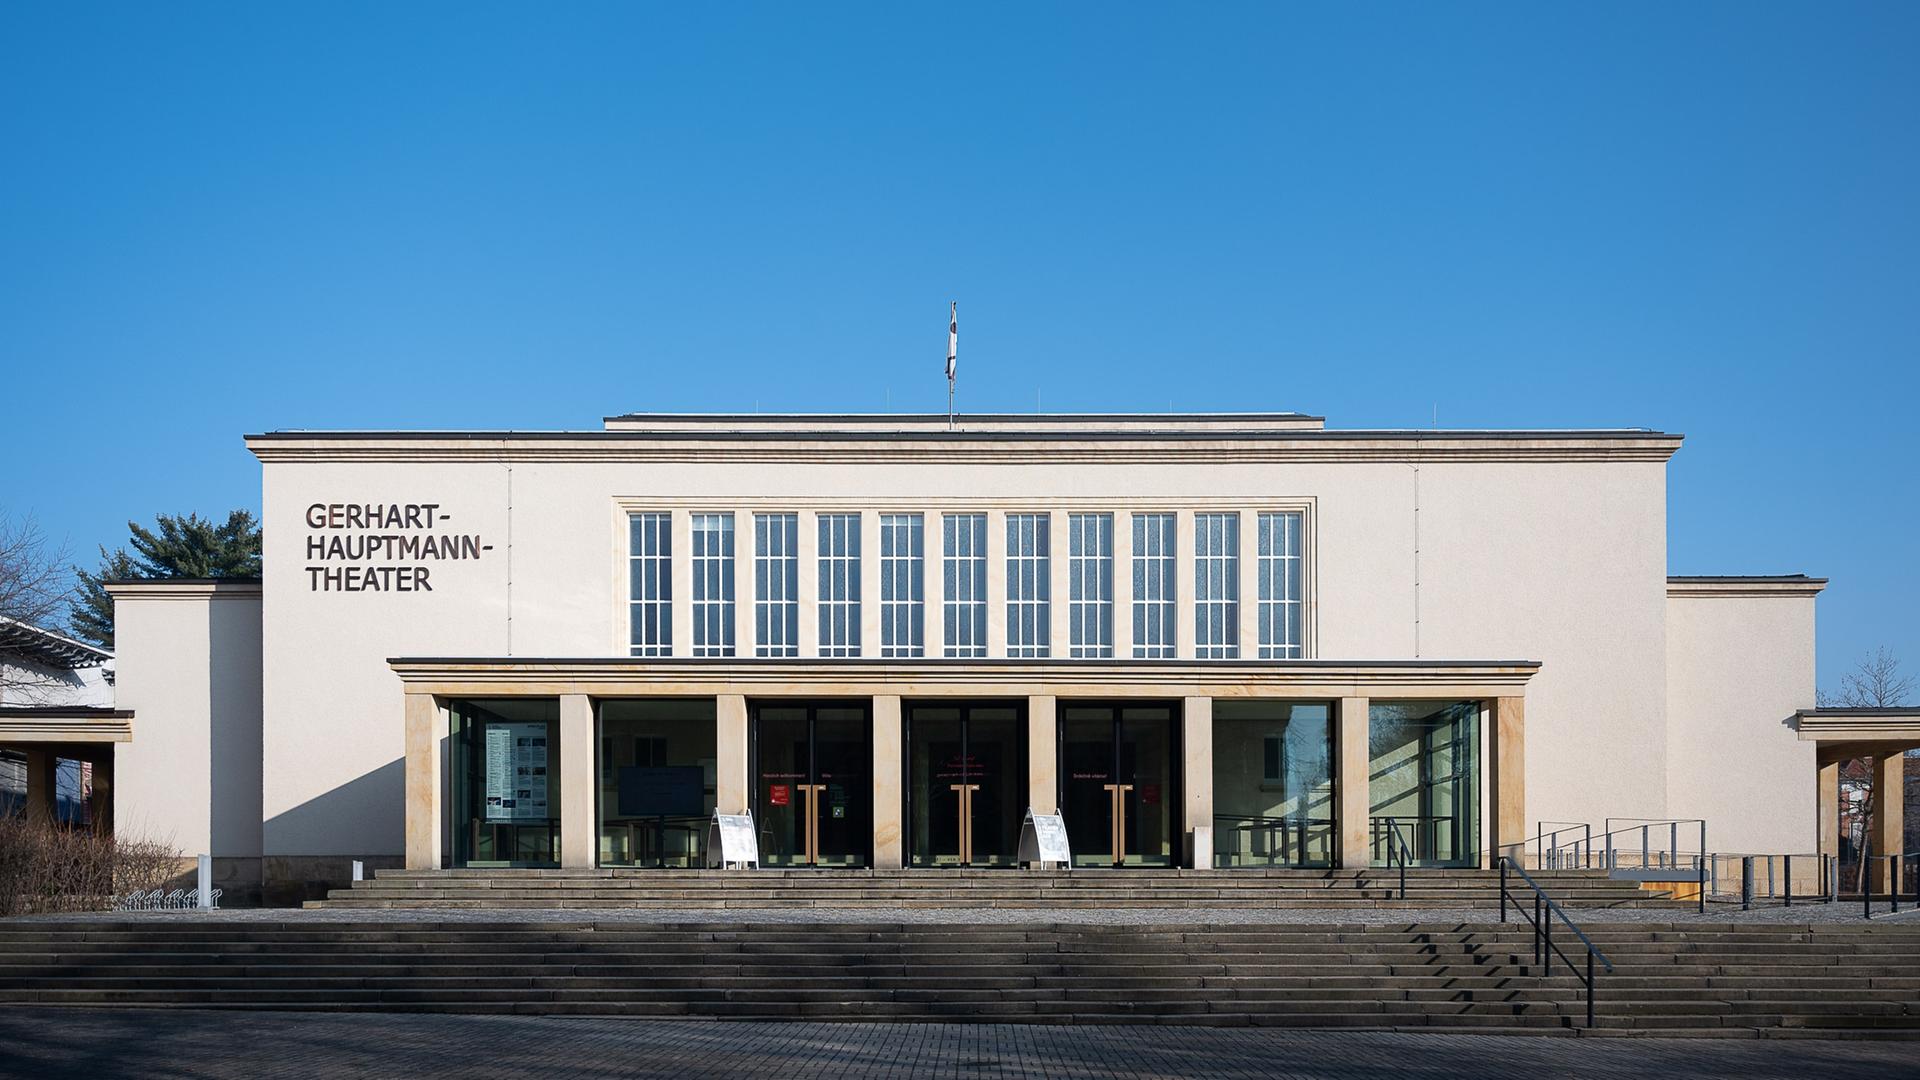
[0,514,75,633]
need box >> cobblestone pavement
[13,902,1920,925]
[1,1010,1916,1079]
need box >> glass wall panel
[1212,701,1334,867]
[449,698,560,867]
[907,702,1026,867]
[1368,700,1480,867]
[597,699,717,867]
[1060,703,1177,867]
[752,702,873,867]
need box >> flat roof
[247,428,1680,442]
[1666,575,1828,598]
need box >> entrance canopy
[1797,708,1919,881]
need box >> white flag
[946,301,958,380]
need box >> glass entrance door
[1060,703,1178,867]
[907,702,1026,867]
[752,702,872,867]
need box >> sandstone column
[1182,696,1213,868]
[1337,696,1371,869]
[558,694,595,869]
[403,692,442,870]
[872,695,904,869]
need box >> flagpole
[946,300,958,431]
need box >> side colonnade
[397,659,1535,874]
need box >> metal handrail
[1854,831,1920,917]
[1537,818,1706,872]
[1212,813,1335,868]
[1603,818,1706,873]
[1378,816,1413,900]
[1499,856,1614,1029]
[1535,821,1591,869]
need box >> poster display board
[483,722,550,821]
[1017,808,1072,867]
[706,811,761,869]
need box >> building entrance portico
[400,659,1535,875]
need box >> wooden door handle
[798,784,825,865]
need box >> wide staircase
[2,920,1918,1033]
[309,867,1677,910]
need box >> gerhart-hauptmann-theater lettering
[303,501,490,593]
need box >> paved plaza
[1,1010,1916,1080]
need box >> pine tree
[70,510,262,648]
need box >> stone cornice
[1666,576,1828,599]
[248,430,1683,465]
[1795,708,1920,744]
[0,708,134,743]
[104,580,263,601]
[386,657,1541,700]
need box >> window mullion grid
[628,512,673,657]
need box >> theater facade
[98,412,1859,903]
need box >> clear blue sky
[2,4,1915,691]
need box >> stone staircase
[308,867,1679,909]
[1,921,1918,1033]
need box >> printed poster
[484,722,550,821]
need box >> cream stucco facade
[89,413,1855,902]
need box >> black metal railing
[1377,816,1413,900]
[1713,853,1832,909]
[1212,814,1336,868]
[1854,832,1920,918]
[1499,856,1614,1028]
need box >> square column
[1337,696,1371,869]
[559,694,596,868]
[873,695,904,868]
[716,694,749,815]
[1874,752,1906,893]
[23,749,57,826]
[404,692,443,870]
[1490,696,1526,868]
[1028,695,1058,815]
[1182,696,1213,868]
[1818,754,1842,863]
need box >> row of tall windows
[628,511,1305,659]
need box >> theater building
[87,412,1913,904]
